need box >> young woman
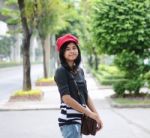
[54,34,103,138]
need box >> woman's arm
[62,95,99,118]
[87,95,103,131]
[87,95,98,113]
[62,95,91,114]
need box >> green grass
[0,61,42,68]
[87,64,125,86]
[113,98,150,105]
[0,62,22,68]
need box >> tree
[79,0,99,70]
[56,1,81,36]
[1,0,34,90]
[36,0,66,78]
[17,0,38,90]
[93,0,150,95]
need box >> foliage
[114,50,145,78]
[114,50,146,94]
[113,78,145,96]
[0,36,14,56]
[91,64,125,85]
[98,64,123,76]
[93,0,150,55]
[0,7,20,25]
[113,80,126,97]
[36,0,66,39]
[56,1,82,37]
[144,71,150,88]
[125,79,144,94]
[93,0,150,94]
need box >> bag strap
[62,66,86,105]
[69,72,86,105]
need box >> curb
[107,97,150,108]
[0,106,60,111]
[0,101,60,111]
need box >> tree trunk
[18,0,32,91]
[22,34,32,90]
[49,35,56,77]
[93,47,98,70]
[95,53,98,70]
[42,39,47,78]
[41,35,50,78]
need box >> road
[0,66,150,138]
[0,64,43,101]
[0,104,150,138]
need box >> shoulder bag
[70,72,97,136]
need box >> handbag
[70,72,97,135]
[81,114,97,135]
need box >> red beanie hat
[56,34,78,51]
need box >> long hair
[59,41,81,71]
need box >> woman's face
[64,42,79,62]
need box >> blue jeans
[60,124,82,138]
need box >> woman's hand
[95,114,103,131]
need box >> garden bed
[35,78,55,86]
[109,93,150,108]
[9,90,44,102]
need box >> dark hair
[59,41,81,71]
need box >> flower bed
[35,77,55,86]
[9,90,44,102]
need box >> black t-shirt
[54,66,88,126]
[54,66,88,105]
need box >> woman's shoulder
[54,66,69,82]
[55,66,66,75]
[56,66,65,72]
[78,67,84,74]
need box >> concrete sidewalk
[0,70,114,111]
[0,85,60,111]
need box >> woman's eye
[66,48,70,51]
[66,48,77,51]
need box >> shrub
[125,79,144,94]
[144,71,150,88]
[113,79,145,96]
[97,64,125,85]
[113,80,126,97]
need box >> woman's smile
[64,42,79,62]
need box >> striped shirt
[58,103,83,126]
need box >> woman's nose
[70,49,75,53]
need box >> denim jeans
[60,124,82,138]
